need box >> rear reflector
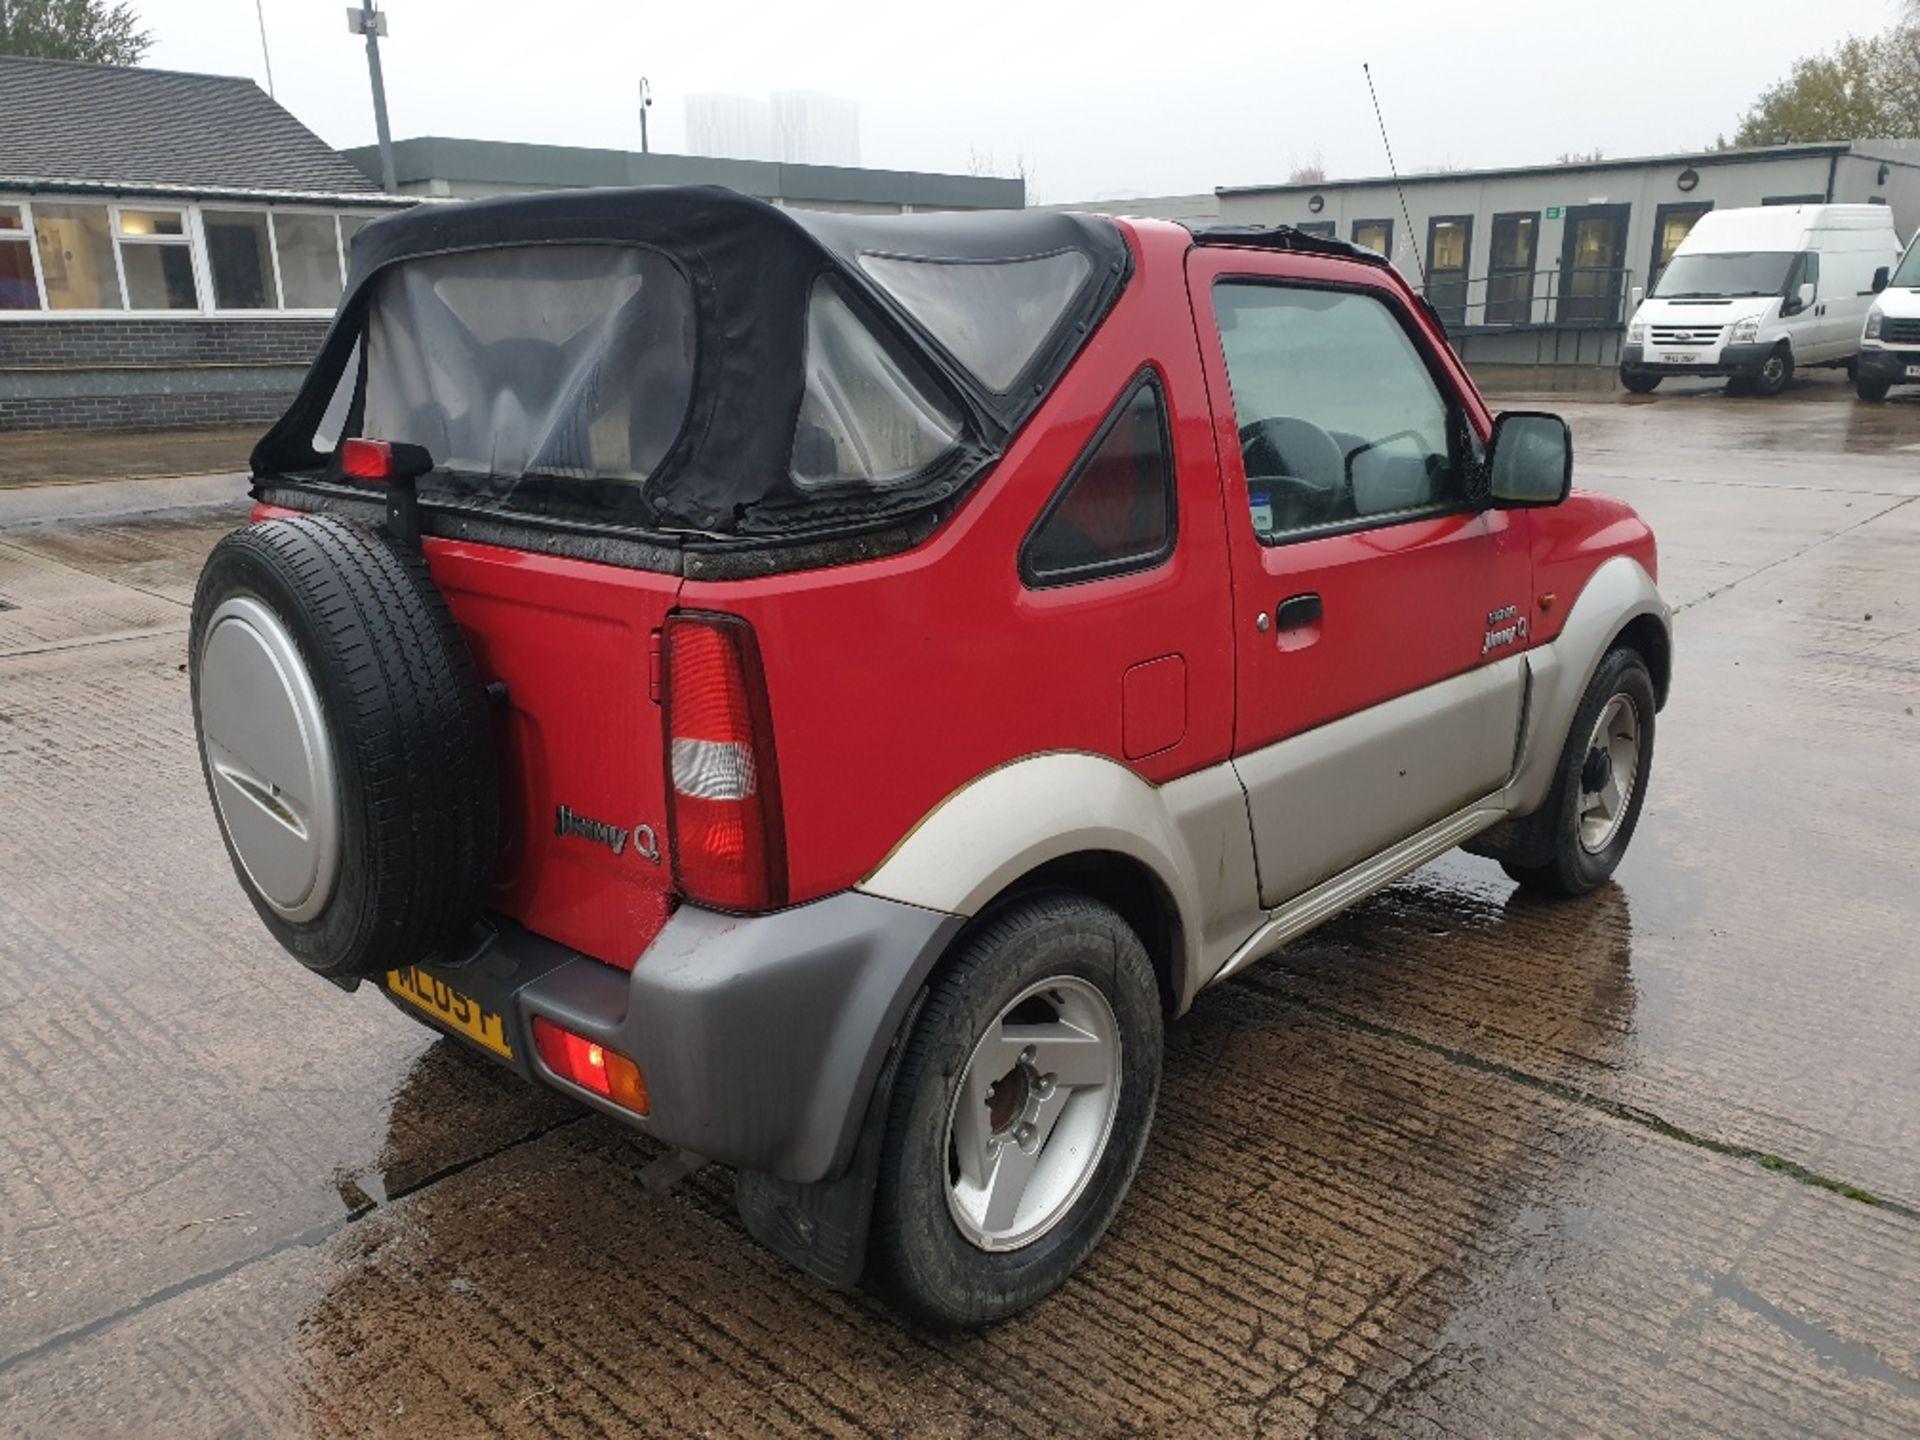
[531,1017,650,1114]
[662,612,786,912]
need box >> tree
[1728,22,1918,145]
[0,0,151,65]
[1556,148,1605,164]
[1287,153,1327,185]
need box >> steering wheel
[1238,416,1349,528]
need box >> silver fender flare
[857,752,1261,1013]
[1506,554,1670,817]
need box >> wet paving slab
[2,386,1918,1434]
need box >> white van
[1620,204,1902,396]
[1856,228,1920,401]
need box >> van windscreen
[1653,251,1794,300]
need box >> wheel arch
[1506,555,1670,818]
[960,850,1185,1018]
[1613,610,1671,709]
[858,751,1239,1014]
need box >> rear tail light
[662,612,786,912]
[531,1017,650,1114]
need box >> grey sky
[148,0,1901,202]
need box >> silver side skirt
[1204,797,1507,990]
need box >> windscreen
[361,243,694,488]
[1892,240,1920,288]
[1653,251,1795,299]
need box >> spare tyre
[189,515,498,980]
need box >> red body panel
[1527,490,1660,647]
[426,542,679,967]
[681,220,1235,902]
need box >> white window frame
[112,203,204,314]
[15,196,129,316]
[0,192,371,321]
[0,198,51,313]
[265,206,353,314]
[198,203,286,315]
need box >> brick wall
[0,317,330,432]
[0,388,292,431]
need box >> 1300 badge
[1482,604,1529,655]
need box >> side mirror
[1794,281,1815,311]
[1872,266,1890,294]
[1630,285,1644,308]
[1486,412,1572,509]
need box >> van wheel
[1620,370,1661,395]
[1857,377,1892,402]
[1750,345,1793,397]
[1501,647,1656,899]
[867,893,1162,1328]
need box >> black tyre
[1619,370,1662,395]
[1750,344,1793,397]
[189,515,498,979]
[868,893,1162,1328]
[1857,378,1892,402]
[1502,647,1656,898]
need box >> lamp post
[347,1,397,194]
[639,77,653,154]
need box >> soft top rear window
[792,275,963,490]
[254,187,1133,538]
[857,249,1093,392]
[362,243,693,490]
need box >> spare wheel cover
[197,595,342,923]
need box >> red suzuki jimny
[190,186,1671,1326]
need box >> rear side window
[1022,374,1175,587]
[792,275,963,491]
[362,243,694,484]
[858,250,1092,391]
[1214,283,1460,542]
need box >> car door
[1188,246,1534,907]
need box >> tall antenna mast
[254,0,275,98]
[1362,62,1424,285]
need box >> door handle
[1275,593,1322,631]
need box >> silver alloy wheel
[197,596,341,921]
[943,975,1123,1253]
[1577,693,1640,854]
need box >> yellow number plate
[387,966,514,1059]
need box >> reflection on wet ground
[2,381,1918,1435]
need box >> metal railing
[1415,265,1637,332]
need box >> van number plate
[1905,364,1920,379]
[1659,351,1699,365]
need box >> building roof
[0,56,381,198]
[341,136,1025,210]
[1215,141,1863,197]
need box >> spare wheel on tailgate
[190,514,498,979]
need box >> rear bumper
[1620,342,1773,379]
[388,893,963,1184]
[1857,346,1920,385]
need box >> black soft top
[254,185,1132,537]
